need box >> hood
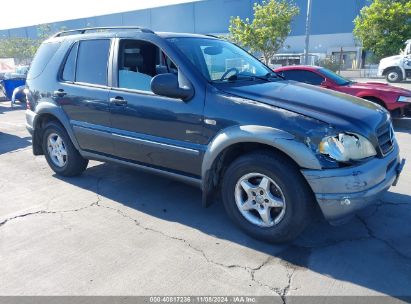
[220,80,388,136]
[348,81,411,96]
[380,55,403,64]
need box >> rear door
[57,39,114,155]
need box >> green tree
[0,23,62,64]
[0,37,39,64]
[229,0,299,64]
[37,23,54,41]
[354,0,411,60]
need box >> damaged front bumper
[301,142,405,225]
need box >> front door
[108,38,205,177]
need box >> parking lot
[1,87,411,300]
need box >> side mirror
[151,73,194,101]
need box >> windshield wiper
[219,74,254,82]
[252,72,284,81]
[218,72,281,83]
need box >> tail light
[26,99,32,110]
[24,88,33,111]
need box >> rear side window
[27,42,61,80]
[282,70,324,85]
[76,39,110,86]
[62,42,79,82]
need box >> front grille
[376,121,394,156]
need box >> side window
[76,39,110,86]
[302,71,324,85]
[281,70,299,81]
[62,42,78,82]
[117,39,176,92]
[282,70,324,85]
[27,42,61,80]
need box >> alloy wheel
[234,172,286,227]
[47,133,68,168]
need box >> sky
[0,0,198,30]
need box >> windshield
[319,68,351,86]
[167,37,273,82]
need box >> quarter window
[62,42,78,82]
[76,39,110,86]
[27,42,61,80]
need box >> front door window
[117,39,177,92]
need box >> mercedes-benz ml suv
[25,27,405,242]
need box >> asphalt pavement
[0,88,411,302]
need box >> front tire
[42,122,88,176]
[386,69,403,83]
[221,152,314,243]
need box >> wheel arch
[201,125,322,207]
[32,102,80,155]
[360,95,387,108]
[383,66,406,79]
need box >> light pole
[304,0,312,65]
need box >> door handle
[110,96,128,106]
[53,89,67,97]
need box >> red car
[274,65,411,117]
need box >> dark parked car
[25,27,405,242]
[274,65,411,117]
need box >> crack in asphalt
[289,198,411,261]
[360,199,410,219]
[1,183,409,297]
[90,176,281,295]
[71,176,281,294]
[0,205,93,227]
[248,256,282,295]
[281,267,296,304]
[0,176,103,228]
[355,214,411,261]
[93,200,281,296]
[91,176,103,206]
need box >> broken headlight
[319,133,376,162]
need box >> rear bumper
[301,142,404,224]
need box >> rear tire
[385,68,403,83]
[221,151,314,243]
[42,121,88,177]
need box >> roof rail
[205,34,220,39]
[53,26,154,37]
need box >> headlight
[398,96,411,103]
[319,133,376,162]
